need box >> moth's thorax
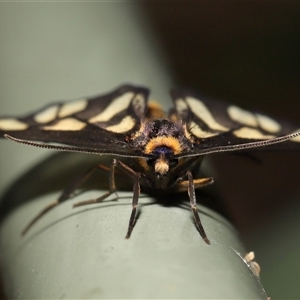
[132,118,192,155]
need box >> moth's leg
[185,171,212,245]
[174,176,213,193]
[125,170,140,239]
[73,159,141,239]
[109,160,141,239]
[21,164,104,236]
[73,159,119,208]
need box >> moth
[0,84,299,244]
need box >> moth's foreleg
[125,173,140,239]
[186,171,213,244]
[22,164,103,236]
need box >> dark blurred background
[144,2,299,118]
[143,2,300,298]
[142,2,300,231]
[142,3,300,227]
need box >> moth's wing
[0,85,149,155]
[171,88,300,155]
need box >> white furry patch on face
[154,158,169,175]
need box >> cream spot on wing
[0,118,28,130]
[256,114,281,133]
[228,105,257,127]
[175,98,188,114]
[105,116,135,133]
[34,105,59,124]
[186,97,229,131]
[132,94,146,116]
[42,118,86,131]
[189,121,219,138]
[291,129,300,142]
[233,127,275,139]
[59,99,88,118]
[89,92,134,123]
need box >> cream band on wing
[228,105,282,133]
[34,105,59,124]
[0,118,28,130]
[42,118,86,131]
[186,96,230,131]
[58,99,88,118]
[105,116,135,133]
[89,92,134,123]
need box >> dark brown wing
[0,85,150,156]
[171,88,300,157]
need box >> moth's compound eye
[169,159,178,168]
[147,159,156,167]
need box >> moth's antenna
[178,131,300,158]
[4,134,152,159]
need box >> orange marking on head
[144,136,182,155]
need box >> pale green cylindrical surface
[0,3,267,299]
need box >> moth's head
[147,146,178,178]
[140,120,190,178]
